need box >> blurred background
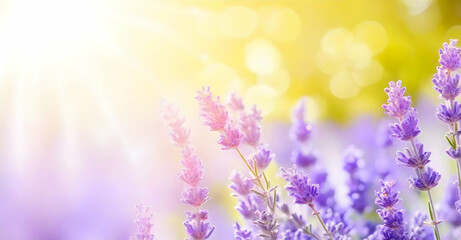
[0,0,461,239]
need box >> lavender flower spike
[375,180,409,240]
[383,80,442,239]
[196,86,228,131]
[131,204,154,240]
[162,103,214,240]
[432,40,461,218]
[291,97,312,143]
[281,166,333,240]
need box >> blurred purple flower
[131,204,154,240]
[240,105,262,147]
[179,146,204,187]
[228,93,245,112]
[234,222,252,240]
[291,149,316,168]
[291,97,312,143]
[343,146,369,213]
[254,211,278,239]
[409,213,433,240]
[229,171,253,196]
[180,187,210,207]
[196,86,228,131]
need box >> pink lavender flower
[228,93,245,112]
[217,123,242,150]
[375,180,409,240]
[163,103,214,240]
[179,146,204,187]
[131,204,154,240]
[196,86,228,131]
[239,105,262,147]
[161,102,190,146]
[438,39,461,71]
[281,166,319,206]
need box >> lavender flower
[443,179,461,226]
[375,180,409,240]
[228,93,245,112]
[163,103,215,240]
[251,144,274,170]
[196,86,228,131]
[343,146,369,213]
[229,171,253,196]
[281,166,319,206]
[161,102,190,146]
[291,97,313,143]
[240,105,262,147]
[432,40,461,219]
[291,149,317,168]
[217,123,242,150]
[322,208,352,240]
[131,204,154,240]
[184,210,215,239]
[311,169,336,208]
[409,213,434,240]
[234,222,252,240]
[383,80,441,238]
[254,211,279,239]
[438,39,461,71]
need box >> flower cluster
[342,146,369,214]
[131,204,155,240]
[162,102,214,239]
[432,39,461,215]
[375,180,408,240]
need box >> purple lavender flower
[254,211,278,239]
[409,213,434,240]
[281,166,319,206]
[251,144,274,170]
[217,123,242,150]
[388,108,420,141]
[235,194,266,220]
[408,167,441,191]
[234,222,252,240]
[291,149,317,168]
[443,179,461,226]
[436,101,461,123]
[311,169,336,208]
[432,67,461,100]
[375,180,409,240]
[239,105,262,147]
[322,208,352,240]
[161,102,190,146]
[229,171,253,196]
[196,86,228,131]
[184,210,215,240]
[291,97,312,143]
[396,142,431,169]
[382,80,412,118]
[131,204,154,240]
[438,39,461,71]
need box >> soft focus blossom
[161,102,190,146]
[251,144,274,170]
[239,105,262,147]
[343,146,369,213]
[184,211,215,240]
[234,222,252,240]
[229,171,253,196]
[291,97,312,143]
[281,166,319,205]
[218,123,242,150]
[254,211,278,240]
[438,39,461,71]
[131,204,154,240]
[196,86,228,131]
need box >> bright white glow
[0,0,109,66]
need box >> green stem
[427,190,442,240]
[309,204,333,240]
